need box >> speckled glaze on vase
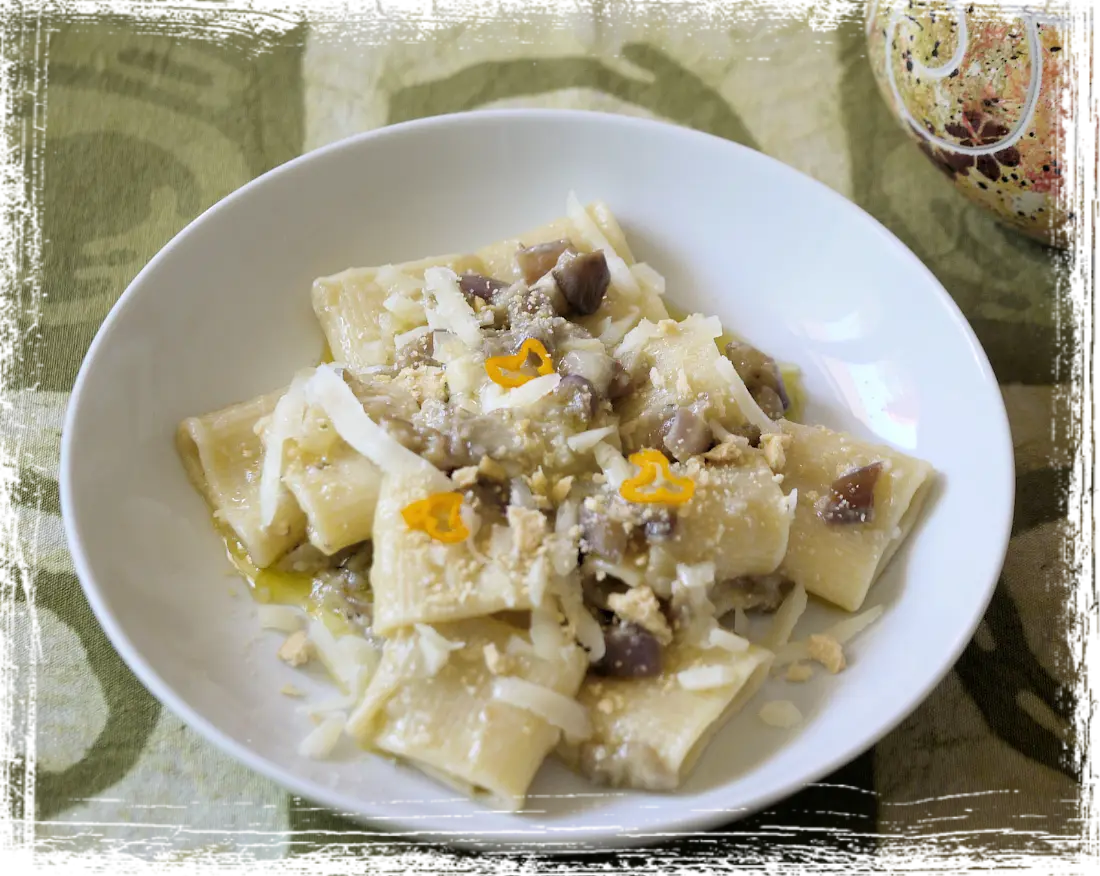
[866,1,1070,248]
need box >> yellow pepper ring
[401,492,470,544]
[620,449,695,505]
[485,338,555,388]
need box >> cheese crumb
[607,586,674,645]
[277,631,312,667]
[483,643,511,676]
[759,699,803,728]
[527,467,549,497]
[451,465,479,488]
[596,698,615,715]
[280,684,306,697]
[551,475,574,505]
[760,431,791,472]
[704,437,749,465]
[507,505,548,555]
[808,634,846,674]
[478,456,507,481]
[676,368,692,397]
[785,662,814,683]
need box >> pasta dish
[177,195,934,808]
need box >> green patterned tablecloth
[2,3,1079,865]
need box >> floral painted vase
[866,1,1071,248]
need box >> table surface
[3,4,1079,865]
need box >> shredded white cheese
[714,356,781,434]
[305,364,451,493]
[492,676,592,742]
[762,582,808,651]
[299,689,362,718]
[583,555,644,589]
[567,425,618,453]
[257,604,305,633]
[593,441,634,489]
[394,324,431,348]
[375,264,423,296]
[530,605,566,659]
[382,292,426,325]
[555,498,579,536]
[526,555,550,607]
[423,266,483,347]
[733,607,751,638]
[481,372,561,413]
[298,713,346,759]
[614,319,658,357]
[707,627,751,653]
[415,623,464,676]
[258,374,309,529]
[557,579,606,663]
[505,634,535,657]
[759,700,803,728]
[673,561,720,647]
[825,604,885,644]
[597,307,641,346]
[565,191,639,296]
[631,262,666,296]
[772,604,885,668]
[677,664,741,691]
[785,488,799,518]
[682,313,724,339]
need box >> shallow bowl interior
[60,109,1014,848]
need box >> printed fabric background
[1,2,1081,865]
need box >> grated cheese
[597,307,641,346]
[714,356,780,434]
[305,364,451,493]
[257,604,305,634]
[762,582,807,651]
[492,676,592,742]
[583,555,644,589]
[505,634,535,657]
[557,578,606,663]
[614,320,658,358]
[307,618,355,690]
[733,607,751,638]
[415,623,464,676]
[530,605,566,660]
[631,262,666,296]
[382,292,426,325]
[673,562,719,647]
[825,604,885,644]
[681,313,724,339]
[298,713,346,759]
[707,627,751,653]
[394,324,431,348]
[258,374,309,529]
[677,664,740,691]
[423,267,483,347]
[785,488,799,518]
[375,264,422,296]
[759,700,803,728]
[567,426,618,453]
[593,441,634,489]
[771,604,884,668]
[565,191,639,296]
[481,373,561,413]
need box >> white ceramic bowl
[60,109,1014,849]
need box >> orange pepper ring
[485,338,554,389]
[620,449,695,505]
[401,492,470,543]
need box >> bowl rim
[58,107,1015,850]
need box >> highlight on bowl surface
[176,193,935,810]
